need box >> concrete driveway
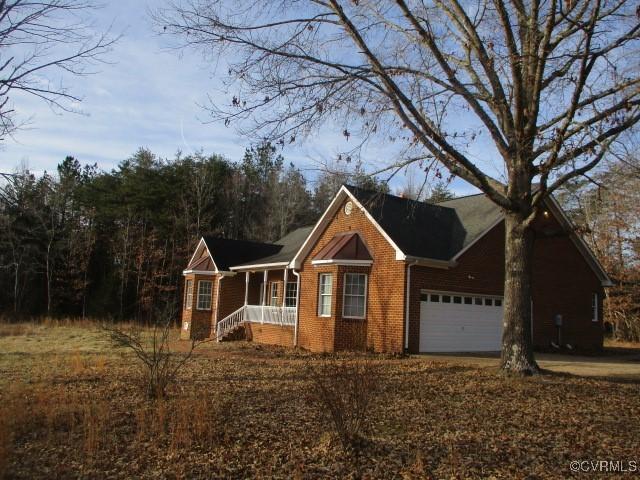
[414,350,640,381]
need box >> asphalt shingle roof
[344,185,503,261]
[201,237,281,271]
[201,187,503,270]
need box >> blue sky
[0,1,483,196]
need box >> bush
[306,358,380,453]
[104,306,210,399]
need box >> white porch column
[282,268,289,322]
[244,271,249,306]
[261,269,268,323]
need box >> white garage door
[419,291,503,352]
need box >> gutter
[404,255,457,269]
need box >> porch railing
[216,305,297,341]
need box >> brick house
[180,185,611,353]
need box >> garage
[419,291,504,352]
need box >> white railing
[216,305,246,341]
[216,305,297,341]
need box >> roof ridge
[435,191,484,203]
[343,184,456,213]
[202,234,280,248]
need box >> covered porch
[216,265,299,341]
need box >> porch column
[282,268,289,322]
[261,269,268,323]
[244,271,249,306]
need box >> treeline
[0,144,388,320]
[559,159,640,341]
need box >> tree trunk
[500,211,539,375]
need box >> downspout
[292,268,301,347]
[404,261,418,351]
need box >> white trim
[342,272,368,320]
[545,196,613,287]
[182,269,217,275]
[291,186,406,269]
[420,289,504,300]
[311,259,373,266]
[269,282,279,306]
[230,261,289,271]
[317,273,333,317]
[244,271,249,306]
[404,255,457,269]
[185,278,194,311]
[451,215,504,262]
[187,238,219,273]
[196,279,214,310]
[182,269,236,276]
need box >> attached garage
[419,291,504,352]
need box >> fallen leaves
[0,339,639,479]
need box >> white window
[184,279,193,310]
[318,273,333,317]
[269,282,279,306]
[196,280,213,310]
[592,293,599,322]
[342,273,367,319]
[285,282,297,307]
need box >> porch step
[216,306,246,341]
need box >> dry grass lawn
[1,321,639,479]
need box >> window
[494,299,502,307]
[484,298,493,306]
[464,297,472,305]
[442,295,451,303]
[184,279,193,310]
[420,293,429,301]
[430,294,440,302]
[592,293,598,322]
[453,296,462,304]
[269,282,279,306]
[196,280,213,310]
[475,297,482,305]
[285,282,297,307]
[343,273,367,319]
[318,273,333,316]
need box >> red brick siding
[298,197,406,353]
[245,323,294,347]
[180,273,217,340]
[532,233,604,350]
[407,223,505,352]
[407,213,604,352]
[217,274,246,323]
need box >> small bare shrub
[105,305,210,399]
[306,358,380,453]
[83,402,109,459]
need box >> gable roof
[344,185,503,261]
[201,236,282,271]
[231,226,314,269]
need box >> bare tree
[0,0,117,140]
[157,0,640,373]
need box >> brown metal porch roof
[313,232,372,261]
